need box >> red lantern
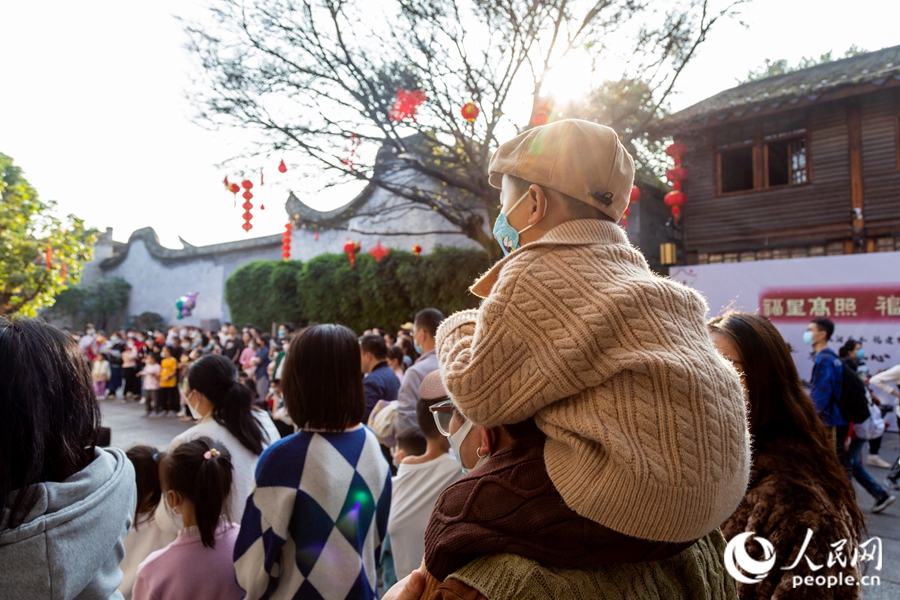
[412,244,422,261]
[663,191,687,207]
[622,205,630,228]
[629,185,641,203]
[278,160,287,173]
[665,142,687,158]
[229,183,240,194]
[389,89,427,122]
[242,222,253,232]
[45,245,52,270]
[665,168,688,183]
[344,240,361,267]
[223,176,230,189]
[461,102,479,123]
[242,190,253,200]
[368,241,389,262]
[260,204,265,210]
[671,205,682,219]
[242,180,253,190]
[282,223,292,261]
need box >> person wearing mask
[251,335,271,402]
[119,446,176,599]
[223,324,243,366]
[106,333,125,398]
[393,309,443,437]
[91,353,112,399]
[397,337,418,368]
[155,354,280,531]
[138,354,161,418]
[234,324,392,600]
[805,317,849,468]
[386,345,407,383]
[709,313,870,598]
[132,437,243,600]
[79,323,98,361]
[387,372,462,583]
[360,333,401,421]
[0,318,136,599]
[122,340,141,400]
[836,339,896,513]
[159,346,179,418]
[383,401,732,599]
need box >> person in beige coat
[435,119,750,545]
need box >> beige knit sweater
[435,219,750,543]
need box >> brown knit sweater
[721,436,862,600]
[423,431,693,581]
[436,219,750,543]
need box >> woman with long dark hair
[234,324,392,600]
[156,354,279,530]
[0,318,136,598]
[708,312,865,600]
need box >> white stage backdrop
[670,251,900,417]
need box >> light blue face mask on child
[492,191,546,257]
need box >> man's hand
[382,570,425,600]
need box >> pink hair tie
[203,448,220,460]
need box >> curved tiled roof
[662,44,900,132]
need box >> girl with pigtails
[132,437,243,600]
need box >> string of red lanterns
[663,142,688,221]
[241,180,254,232]
[282,223,292,261]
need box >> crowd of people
[2,119,900,600]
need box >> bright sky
[1,0,897,248]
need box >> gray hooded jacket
[0,447,136,600]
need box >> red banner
[760,286,900,322]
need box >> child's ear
[166,489,182,515]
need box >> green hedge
[225,247,490,334]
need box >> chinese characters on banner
[760,286,900,365]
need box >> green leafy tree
[226,259,306,327]
[741,45,867,83]
[49,277,132,331]
[0,153,97,317]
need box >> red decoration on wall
[389,89,427,122]
[368,241,389,262]
[664,142,688,221]
[282,223,292,261]
[344,240,361,267]
[45,245,52,270]
[278,160,287,173]
[461,102,479,123]
[241,180,254,232]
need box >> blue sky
[1,0,898,248]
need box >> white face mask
[187,390,203,419]
[448,419,490,475]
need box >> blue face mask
[802,331,814,346]
[414,343,423,354]
[492,191,545,257]
[856,348,865,360]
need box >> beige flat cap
[419,370,448,401]
[488,119,634,222]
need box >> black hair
[387,345,407,374]
[839,338,861,359]
[359,334,388,361]
[810,317,835,341]
[396,427,427,457]
[282,324,365,431]
[166,437,233,549]
[126,445,163,528]
[398,337,419,363]
[416,396,446,440]
[0,318,100,530]
[187,354,268,455]
[414,309,445,339]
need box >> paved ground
[857,431,900,599]
[99,397,192,451]
[101,398,900,596]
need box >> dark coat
[721,435,861,600]
[363,361,400,421]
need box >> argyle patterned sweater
[233,425,391,600]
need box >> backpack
[832,357,871,424]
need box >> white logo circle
[724,532,777,585]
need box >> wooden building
[660,45,900,265]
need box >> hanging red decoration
[460,102,479,123]
[531,97,554,127]
[663,142,688,221]
[278,160,287,173]
[223,176,230,189]
[241,185,254,232]
[242,222,253,232]
[343,239,361,267]
[45,245,52,270]
[229,182,240,207]
[629,185,641,203]
[241,180,253,190]
[314,229,319,242]
[260,170,264,186]
[389,89,427,122]
[342,134,361,171]
[282,223,292,261]
[622,205,631,228]
[412,244,422,261]
[242,190,253,201]
[368,241,390,262]
[61,263,67,283]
